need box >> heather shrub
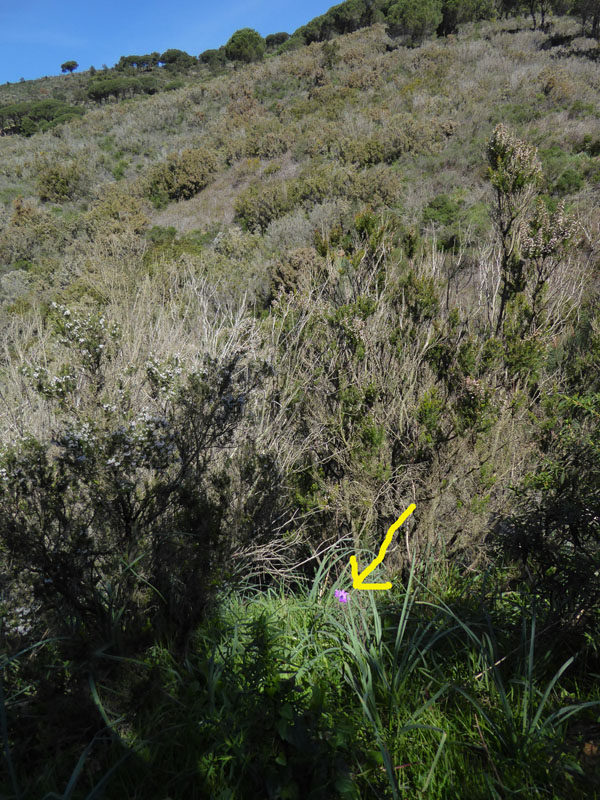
[244,121,290,159]
[338,134,386,167]
[145,147,219,207]
[34,157,86,203]
[348,163,403,206]
[83,182,149,237]
[0,301,272,656]
[268,246,324,298]
[486,123,577,336]
[234,181,293,233]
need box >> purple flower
[335,589,349,603]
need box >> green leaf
[335,774,358,796]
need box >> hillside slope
[0,12,599,799]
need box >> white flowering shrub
[0,309,273,656]
[50,302,121,382]
[486,124,578,358]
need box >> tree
[60,60,78,74]
[495,0,524,21]
[572,0,600,39]
[439,0,497,34]
[525,0,556,29]
[224,28,266,63]
[158,49,197,71]
[387,0,443,44]
[199,47,227,72]
[265,32,290,49]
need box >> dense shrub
[0,303,272,657]
[245,121,290,159]
[269,246,324,298]
[145,147,219,205]
[83,183,149,236]
[235,181,293,232]
[495,388,600,633]
[35,158,86,203]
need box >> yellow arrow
[350,504,416,590]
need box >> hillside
[1,8,600,799]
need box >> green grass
[3,545,599,799]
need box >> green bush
[495,390,600,634]
[553,167,584,196]
[146,225,177,245]
[581,134,600,157]
[422,193,463,227]
[234,182,292,232]
[164,79,185,91]
[35,159,85,203]
[145,147,219,205]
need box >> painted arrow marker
[350,504,416,590]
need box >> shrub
[0,304,272,657]
[338,134,386,167]
[146,225,177,245]
[495,390,600,634]
[553,167,584,196]
[83,183,149,236]
[145,147,219,205]
[235,182,292,233]
[245,121,290,159]
[164,79,185,91]
[422,193,463,227]
[35,158,85,203]
[269,247,323,297]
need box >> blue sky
[0,0,335,84]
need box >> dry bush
[264,208,314,251]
